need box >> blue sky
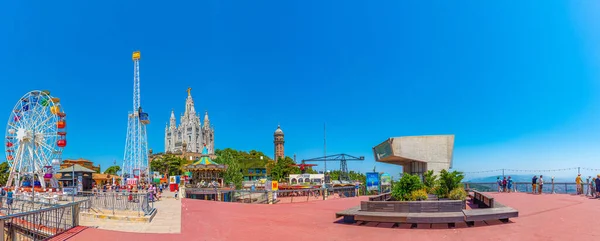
[1,1,600,179]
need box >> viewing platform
[67,191,600,241]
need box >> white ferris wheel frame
[5,90,64,189]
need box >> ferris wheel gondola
[5,90,67,190]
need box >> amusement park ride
[302,154,365,182]
[290,161,318,174]
[122,51,150,184]
[5,90,65,191]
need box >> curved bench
[336,192,519,228]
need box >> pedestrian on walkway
[532,176,538,194]
[576,174,582,195]
[497,177,502,192]
[538,175,544,194]
[595,175,600,198]
[507,176,513,193]
[174,189,179,200]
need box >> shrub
[423,170,438,194]
[409,189,429,201]
[437,170,465,198]
[448,187,467,201]
[391,173,423,201]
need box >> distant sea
[465,175,576,183]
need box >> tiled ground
[71,192,600,241]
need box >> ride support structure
[302,154,365,182]
[123,51,150,184]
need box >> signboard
[380,173,392,186]
[170,176,176,184]
[63,187,76,195]
[373,139,393,161]
[366,172,380,191]
[271,181,278,191]
[77,176,83,192]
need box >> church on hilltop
[164,88,215,155]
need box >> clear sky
[1,1,600,179]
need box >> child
[174,189,179,200]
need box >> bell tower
[274,125,285,162]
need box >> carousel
[183,145,230,201]
[184,145,227,188]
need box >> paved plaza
[79,191,181,233]
[69,192,600,241]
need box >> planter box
[360,200,464,213]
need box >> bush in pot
[409,189,429,201]
[391,173,423,201]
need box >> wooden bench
[336,206,465,228]
[472,190,494,208]
[463,207,518,226]
[368,193,391,201]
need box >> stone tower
[274,125,285,161]
[164,88,215,154]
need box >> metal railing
[185,186,359,204]
[0,199,86,241]
[75,191,155,216]
[464,181,598,195]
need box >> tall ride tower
[123,51,150,183]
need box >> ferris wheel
[5,90,67,190]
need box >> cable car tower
[123,51,150,184]
[302,154,364,182]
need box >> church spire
[169,109,176,128]
[184,87,196,117]
[203,111,210,128]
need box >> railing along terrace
[0,200,86,241]
[464,181,597,195]
[185,186,359,204]
[75,191,155,216]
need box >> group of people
[531,175,544,194]
[496,176,515,193]
[575,174,600,197]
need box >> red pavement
[69,193,600,241]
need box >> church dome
[274,125,284,135]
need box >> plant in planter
[391,173,423,201]
[436,169,465,198]
[423,170,438,194]
[448,187,467,201]
[409,189,429,201]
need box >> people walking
[532,176,538,194]
[538,175,544,194]
[576,174,582,195]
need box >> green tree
[216,152,244,189]
[150,154,186,176]
[0,162,9,186]
[104,165,121,175]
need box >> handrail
[0,199,87,220]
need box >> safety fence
[185,186,359,204]
[0,199,86,241]
[464,181,597,195]
[74,191,155,216]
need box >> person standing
[502,177,508,192]
[532,176,538,194]
[576,174,582,195]
[595,174,600,198]
[538,175,544,194]
[497,177,502,192]
[507,176,513,193]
